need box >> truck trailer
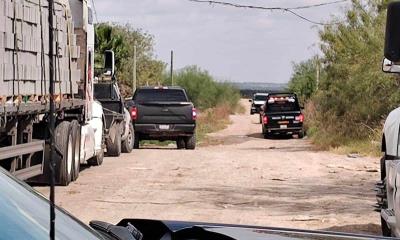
[0,0,105,186]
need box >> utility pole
[316,55,320,90]
[133,41,137,95]
[48,0,56,239]
[170,50,174,86]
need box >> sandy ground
[35,100,382,235]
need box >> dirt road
[36,100,381,235]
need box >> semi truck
[0,0,108,186]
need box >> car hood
[116,219,391,240]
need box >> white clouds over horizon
[94,0,349,83]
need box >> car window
[254,95,268,101]
[266,95,300,112]
[0,169,102,240]
[134,89,188,102]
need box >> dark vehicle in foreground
[127,87,196,150]
[261,93,304,139]
[249,93,269,115]
[1,167,392,240]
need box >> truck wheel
[177,138,185,149]
[298,131,305,139]
[107,124,121,157]
[70,120,81,181]
[381,216,392,237]
[133,132,140,149]
[88,148,104,166]
[264,132,271,139]
[54,121,73,186]
[185,134,196,150]
[121,124,134,153]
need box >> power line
[187,0,348,25]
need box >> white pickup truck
[376,1,400,237]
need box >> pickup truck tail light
[192,108,197,120]
[295,114,304,123]
[262,115,268,124]
[130,107,138,120]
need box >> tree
[288,57,321,103]
[95,23,165,97]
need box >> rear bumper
[134,123,196,139]
[264,125,303,134]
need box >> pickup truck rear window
[267,102,300,112]
[266,95,300,112]
[135,89,188,102]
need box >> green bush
[164,66,241,111]
[289,0,400,153]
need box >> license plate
[159,125,170,130]
[280,125,288,129]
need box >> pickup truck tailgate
[136,102,194,124]
[265,111,302,129]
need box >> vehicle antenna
[48,0,56,239]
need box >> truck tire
[88,148,104,166]
[70,120,81,181]
[177,138,185,149]
[121,124,134,153]
[185,133,196,150]
[107,124,121,157]
[381,216,392,237]
[298,131,305,139]
[54,121,73,186]
[133,132,140,149]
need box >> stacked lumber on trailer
[0,0,80,104]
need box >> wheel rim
[127,128,133,146]
[67,136,73,175]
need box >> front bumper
[250,105,263,114]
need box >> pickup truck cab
[128,87,196,150]
[261,93,304,139]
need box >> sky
[94,0,349,83]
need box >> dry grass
[196,104,232,143]
[303,101,382,157]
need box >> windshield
[134,89,188,102]
[0,168,102,240]
[254,95,268,101]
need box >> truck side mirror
[104,50,115,77]
[385,2,400,62]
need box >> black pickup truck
[127,87,197,150]
[261,92,304,139]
